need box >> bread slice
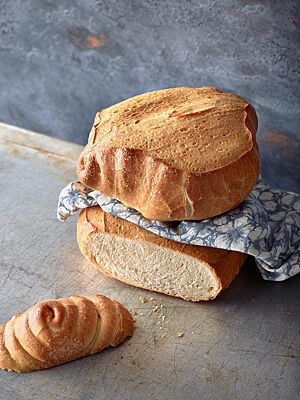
[77,87,260,221]
[77,206,246,301]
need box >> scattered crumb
[177,332,184,338]
[149,297,155,301]
[159,326,162,330]
[161,315,166,321]
[152,305,159,313]
[191,331,194,334]
[160,304,164,309]
[162,334,166,338]
[138,296,148,304]
[140,312,144,316]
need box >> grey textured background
[0,0,299,191]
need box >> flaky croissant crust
[0,295,133,372]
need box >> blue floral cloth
[57,179,300,281]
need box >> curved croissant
[0,294,134,372]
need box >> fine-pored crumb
[138,296,148,304]
[177,332,184,338]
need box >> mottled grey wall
[0,0,299,191]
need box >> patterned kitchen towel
[57,179,300,281]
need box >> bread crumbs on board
[138,296,148,303]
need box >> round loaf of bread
[77,87,260,221]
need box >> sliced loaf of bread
[77,206,246,301]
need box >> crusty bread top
[88,87,257,174]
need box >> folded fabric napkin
[57,178,300,282]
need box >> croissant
[0,294,134,372]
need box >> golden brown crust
[77,87,260,221]
[0,294,133,372]
[77,207,246,301]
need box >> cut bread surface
[89,233,220,301]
